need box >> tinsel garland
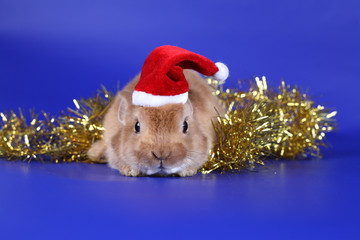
[201,77,336,173]
[0,86,112,164]
[0,78,336,173]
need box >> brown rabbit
[87,70,224,176]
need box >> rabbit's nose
[152,151,170,161]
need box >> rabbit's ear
[117,93,129,125]
[184,99,194,118]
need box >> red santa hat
[132,45,229,107]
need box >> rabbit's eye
[135,121,140,133]
[182,121,188,134]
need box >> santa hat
[132,45,229,107]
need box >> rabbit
[87,69,224,176]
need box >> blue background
[0,0,359,239]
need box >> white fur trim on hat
[213,62,229,82]
[132,91,188,107]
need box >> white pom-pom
[213,62,229,82]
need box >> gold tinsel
[201,76,337,173]
[0,86,113,163]
[0,78,336,173]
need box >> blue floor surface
[1,131,359,239]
